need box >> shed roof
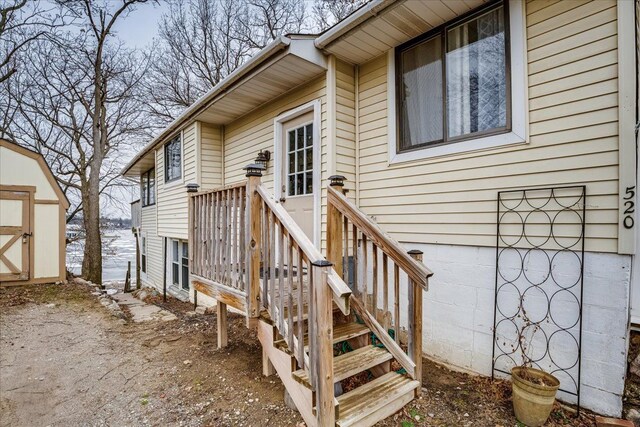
[0,139,71,210]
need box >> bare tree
[143,0,310,127]
[0,0,67,84]
[3,0,150,284]
[312,0,366,31]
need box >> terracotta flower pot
[511,366,560,427]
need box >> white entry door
[279,112,315,241]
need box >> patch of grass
[400,421,414,427]
[140,398,149,406]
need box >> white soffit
[321,0,489,64]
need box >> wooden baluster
[232,188,238,287]
[196,195,202,276]
[343,215,349,281]
[287,235,294,352]
[372,244,378,320]
[394,263,400,344]
[278,224,285,333]
[212,191,220,282]
[308,261,316,391]
[312,260,335,426]
[204,193,213,279]
[225,190,232,286]
[408,250,423,394]
[352,224,358,295]
[297,248,304,370]
[362,234,368,311]
[269,212,276,316]
[383,253,389,329]
[240,186,247,291]
[216,191,222,283]
[262,200,269,309]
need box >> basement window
[171,239,189,291]
[396,1,511,153]
[141,236,147,274]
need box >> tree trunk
[81,171,102,284]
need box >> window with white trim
[171,239,189,291]
[141,236,147,274]
[396,1,510,153]
[141,168,155,207]
[164,135,182,182]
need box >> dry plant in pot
[510,314,560,426]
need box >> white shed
[0,139,69,286]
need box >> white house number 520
[623,186,635,229]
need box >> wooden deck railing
[189,182,247,289]
[327,180,433,389]
[188,167,352,425]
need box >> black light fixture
[243,163,265,177]
[255,149,271,170]
[185,183,200,193]
[329,175,346,187]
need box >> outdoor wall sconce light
[185,183,200,193]
[243,163,265,177]
[329,175,346,187]
[255,149,271,170]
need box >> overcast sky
[112,1,168,49]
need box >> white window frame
[273,99,322,247]
[163,131,185,188]
[170,239,189,291]
[387,0,528,165]
[140,234,147,276]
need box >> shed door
[0,189,31,282]
[279,112,315,241]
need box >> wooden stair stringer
[257,318,317,427]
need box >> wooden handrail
[257,185,351,314]
[327,186,433,290]
[189,180,247,198]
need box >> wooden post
[262,347,275,377]
[124,261,131,292]
[244,164,263,324]
[134,229,141,290]
[217,301,228,348]
[312,260,335,426]
[327,176,346,278]
[408,249,423,397]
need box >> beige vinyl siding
[157,123,197,239]
[335,59,357,195]
[140,204,163,289]
[356,0,619,253]
[200,122,223,190]
[223,76,329,245]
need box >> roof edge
[0,138,71,210]
[314,0,396,49]
[121,35,292,177]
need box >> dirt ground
[0,282,596,427]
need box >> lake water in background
[67,229,137,282]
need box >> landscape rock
[625,408,640,426]
[632,355,640,378]
[195,306,206,315]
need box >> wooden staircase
[259,304,421,427]
[188,170,433,427]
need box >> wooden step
[292,345,393,388]
[274,322,370,353]
[336,372,420,427]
